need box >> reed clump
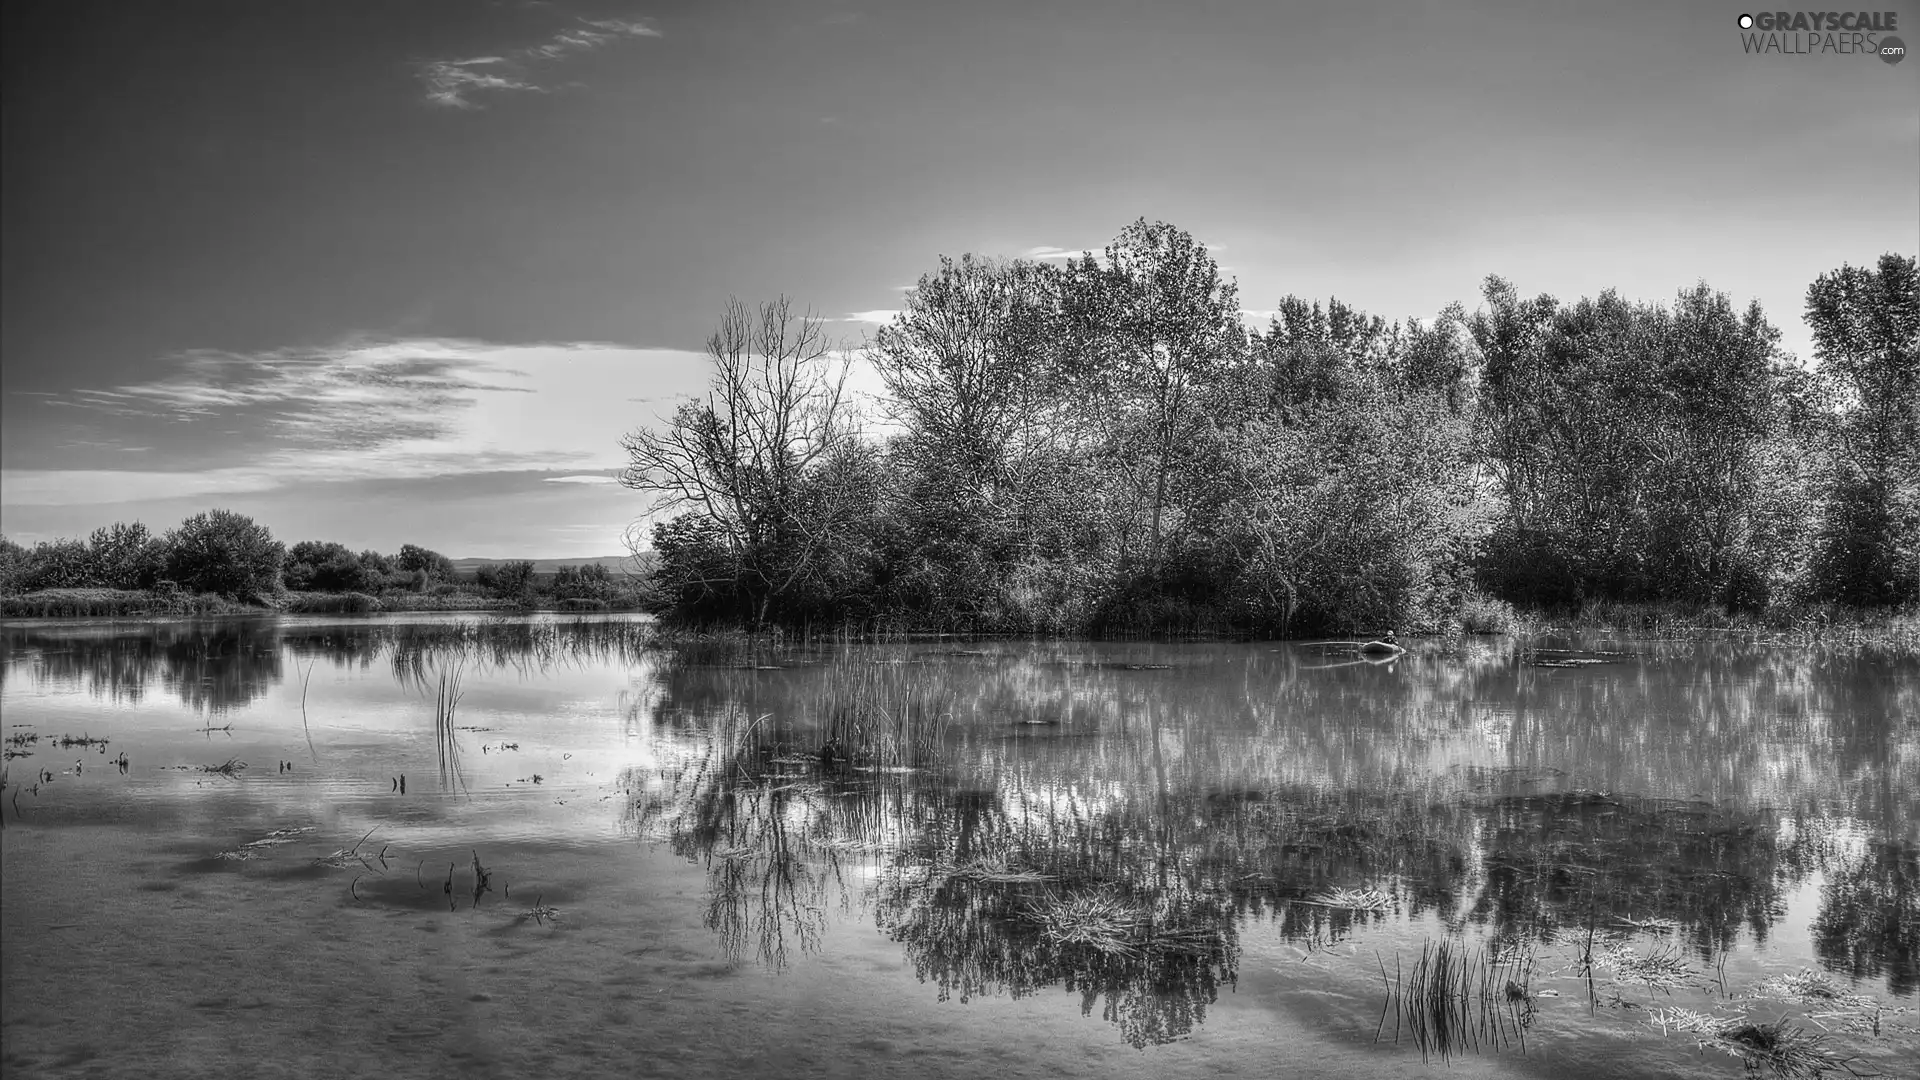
[434,662,467,794]
[813,654,954,769]
[1648,1010,1873,1079]
[1379,938,1536,1064]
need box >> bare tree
[621,296,859,624]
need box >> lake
[2,614,1915,1079]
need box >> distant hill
[451,553,654,579]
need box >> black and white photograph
[2,2,1916,1077]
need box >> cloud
[542,474,621,485]
[10,338,711,507]
[523,17,661,60]
[841,310,900,325]
[1,469,285,507]
[419,57,542,109]
[419,17,662,107]
[1023,245,1097,261]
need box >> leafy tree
[868,255,1070,621]
[552,563,613,601]
[1805,253,1920,605]
[0,535,25,592]
[285,540,375,593]
[13,538,93,591]
[163,510,285,599]
[475,560,535,600]
[396,543,456,585]
[1471,279,1792,606]
[86,522,168,590]
[1058,220,1248,568]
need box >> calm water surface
[2,614,1915,1079]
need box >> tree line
[623,221,1917,633]
[0,511,643,608]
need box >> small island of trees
[622,220,1916,637]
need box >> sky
[2,0,1915,558]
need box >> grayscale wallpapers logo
[1737,11,1906,61]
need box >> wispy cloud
[8,338,709,506]
[1023,245,1097,261]
[419,57,542,109]
[542,474,621,485]
[523,17,661,60]
[418,17,662,107]
[840,310,900,325]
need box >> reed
[813,653,954,769]
[1379,938,1535,1064]
[434,661,468,795]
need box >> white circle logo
[1738,13,1754,28]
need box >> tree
[1059,221,1248,569]
[12,538,92,591]
[86,522,167,590]
[621,296,862,626]
[1470,278,1794,606]
[867,255,1071,620]
[476,560,535,600]
[163,510,285,598]
[1804,253,1920,605]
[397,544,456,584]
[0,535,25,592]
[285,540,374,593]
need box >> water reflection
[3,618,1915,1057]
[609,639,1919,1048]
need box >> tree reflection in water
[618,637,1919,1049]
[5,620,1914,1051]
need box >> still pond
[1,614,1915,1079]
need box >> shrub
[87,522,167,590]
[284,591,380,614]
[163,510,285,599]
[12,538,93,591]
[1456,590,1517,634]
[475,560,536,599]
[397,544,456,583]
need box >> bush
[475,560,536,600]
[1456,590,1517,634]
[163,510,285,599]
[11,538,93,591]
[87,523,167,590]
[398,544,456,584]
[285,540,378,593]
[283,591,382,614]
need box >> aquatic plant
[814,653,954,768]
[313,827,384,870]
[1300,887,1396,914]
[1378,938,1535,1064]
[1648,1009,1875,1079]
[433,661,467,795]
[1750,968,1913,1037]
